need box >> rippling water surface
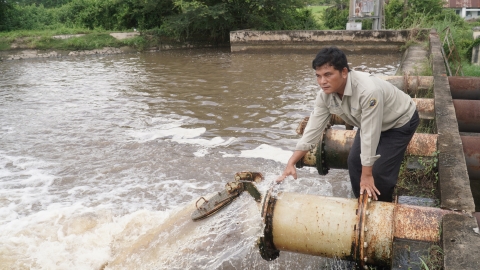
[0,49,400,269]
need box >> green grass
[395,153,439,201]
[0,29,146,51]
[306,5,329,25]
[419,244,444,270]
[0,28,92,40]
[462,61,480,76]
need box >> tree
[10,0,71,8]
[0,1,13,31]
[160,0,318,44]
[322,0,349,29]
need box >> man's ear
[341,67,348,78]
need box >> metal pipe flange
[315,128,329,175]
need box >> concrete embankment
[229,29,429,54]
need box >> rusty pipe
[414,98,435,120]
[259,191,458,267]
[296,129,438,174]
[381,76,433,96]
[462,136,480,180]
[453,100,480,133]
[448,76,480,100]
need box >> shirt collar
[343,70,353,97]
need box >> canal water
[0,48,400,269]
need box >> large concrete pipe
[258,191,460,268]
[453,100,480,133]
[448,76,480,100]
[295,129,438,175]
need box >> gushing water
[0,49,400,269]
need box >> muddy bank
[0,32,144,61]
[0,46,140,61]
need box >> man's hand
[276,164,297,183]
[276,150,308,183]
[360,166,380,200]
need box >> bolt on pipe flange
[354,193,371,269]
[315,128,330,175]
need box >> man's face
[315,64,348,95]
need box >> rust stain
[393,204,452,242]
[413,98,435,119]
[296,116,309,135]
[406,133,438,156]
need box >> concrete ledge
[429,29,477,270]
[396,44,429,76]
[443,214,480,270]
[230,29,430,53]
[430,30,475,212]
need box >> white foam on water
[235,144,293,164]
[127,126,207,143]
[105,176,285,270]
[0,169,338,270]
[0,204,170,270]
[0,153,57,224]
[172,136,236,148]
[128,122,238,158]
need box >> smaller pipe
[297,128,480,178]
[381,76,434,96]
[297,130,438,171]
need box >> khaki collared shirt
[296,70,416,166]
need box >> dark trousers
[347,110,420,202]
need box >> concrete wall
[230,29,429,53]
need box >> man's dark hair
[312,47,350,72]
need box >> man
[277,47,419,202]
